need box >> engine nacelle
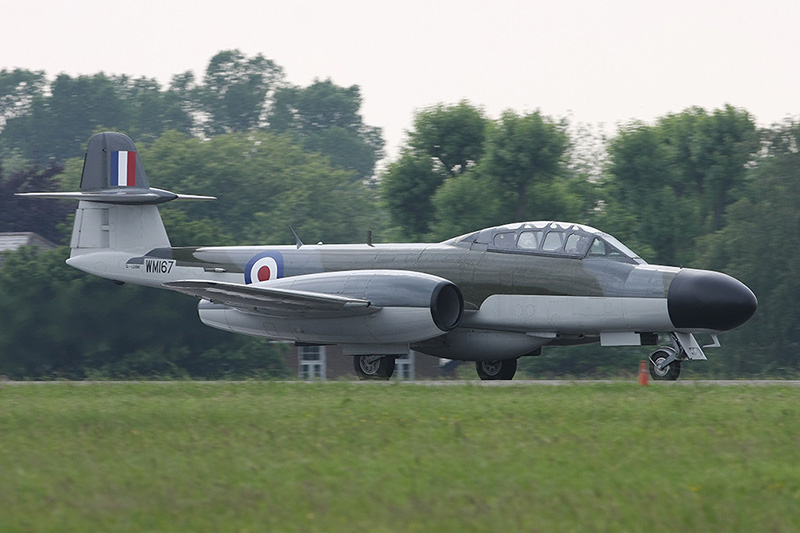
[413,329,549,361]
[197,270,464,344]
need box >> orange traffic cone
[638,360,649,386]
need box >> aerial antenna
[288,226,304,249]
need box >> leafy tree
[428,171,504,240]
[385,104,594,241]
[697,120,800,376]
[167,71,201,135]
[0,158,70,243]
[481,110,569,222]
[600,106,757,266]
[408,101,487,177]
[659,105,757,232]
[598,122,681,263]
[0,72,193,163]
[112,75,194,142]
[382,101,488,239]
[268,79,384,180]
[382,152,443,240]
[428,117,595,241]
[199,49,284,136]
[271,79,363,134]
[0,68,46,128]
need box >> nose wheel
[649,347,682,381]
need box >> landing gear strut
[649,346,682,381]
[476,358,517,380]
[353,355,396,380]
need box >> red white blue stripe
[110,151,137,187]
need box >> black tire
[353,355,396,380]
[476,358,517,380]
[649,347,681,381]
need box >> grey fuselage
[68,220,755,361]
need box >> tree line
[0,50,797,378]
[0,50,383,181]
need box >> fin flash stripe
[110,151,137,187]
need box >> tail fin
[17,132,214,256]
[82,131,151,191]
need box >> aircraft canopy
[444,221,645,264]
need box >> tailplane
[17,132,214,256]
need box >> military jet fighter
[20,132,757,380]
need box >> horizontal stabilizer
[16,133,215,205]
[16,188,216,205]
[164,280,376,318]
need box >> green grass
[1,382,800,532]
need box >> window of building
[299,346,326,380]
[394,353,415,380]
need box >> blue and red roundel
[244,252,284,284]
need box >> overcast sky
[3,0,799,159]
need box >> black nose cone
[668,268,757,331]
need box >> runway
[402,380,800,386]
[3,380,800,386]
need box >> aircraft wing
[163,280,376,318]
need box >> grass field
[1,382,799,532]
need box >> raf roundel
[244,252,284,284]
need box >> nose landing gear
[649,346,682,381]
[648,332,711,381]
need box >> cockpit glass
[600,234,643,262]
[541,231,564,252]
[492,232,516,249]
[565,233,591,255]
[517,230,540,249]
[588,238,608,257]
[586,236,643,263]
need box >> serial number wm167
[145,259,176,274]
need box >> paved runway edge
[3,380,800,386]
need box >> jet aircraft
[20,133,758,380]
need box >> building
[286,345,445,380]
[0,232,58,266]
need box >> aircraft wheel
[649,348,681,381]
[476,358,517,380]
[353,355,396,380]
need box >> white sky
[3,0,799,160]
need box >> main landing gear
[353,355,396,380]
[475,358,518,380]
